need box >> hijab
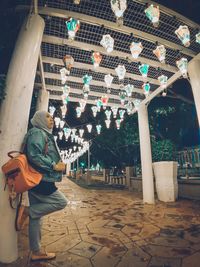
[31,110,53,134]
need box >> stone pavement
[1,177,200,267]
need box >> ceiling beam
[43,34,177,73]
[41,71,150,93]
[35,83,138,102]
[42,56,158,87]
[37,7,196,58]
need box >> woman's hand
[53,161,66,172]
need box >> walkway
[1,178,200,267]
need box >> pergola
[18,0,200,108]
[0,0,200,263]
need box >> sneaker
[31,251,56,262]
[15,205,29,231]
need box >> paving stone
[182,252,200,267]
[11,178,200,267]
[149,256,181,267]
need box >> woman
[23,110,67,261]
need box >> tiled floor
[1,177,200,267]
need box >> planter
[153,161,178,202]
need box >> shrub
[152,139,177,162]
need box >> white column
[188,59,200,126]
[36,89,49,111]
[138,104,155,204]
[0,14,44,263]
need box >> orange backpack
[2,132,48,197]
[2,151,43,194]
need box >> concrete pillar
[125,166,134,189]
[0,14,44,263]
[36,89,49,111]
[138,104,155,204]
[103,169,109,183]
[66,162,71,176]
[188,59,200,126]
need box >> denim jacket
[24,127,62,183]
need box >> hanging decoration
[63,127,71,141]
[79,99,87,112]
[66,18,80,40]
[104,74,114,93]
[96,124,102,135]
[110,0,127,22]
[130,42,143,59]
[115,64,126,80]
[49,106,56,116]
[142,82,151,96]
[176,58,188,78]
[195,32,200,44]
[119,90,126,105]
[60,105,67,118]
[115,119,121,130]
[175,25,190,47]
[58,131,64,140]
[144,4,160,27]
[79,129,84,138]
[63,55,74,73]
[91,52,102,68]
[124,84,134,97]
[91,106,98,117]
[76,107,82,118]
[60,68,68,84]
[119,109,125,120]
[100,34,114,53]
[86,124,92,133]
[83,74,92,99]
[153,45,166,63]
[59,120,65,129]
[105,110,112,120]
[96,99,103,111]
[101,95,109,108]
[158,75,168,89]
[111,106,118,118]
[54,117,61,128]
[61,94,69,105]
[133,99,141,110]
[125,101,134,115]
[139,64,149,79]
[104,119,111,129]
[162,89,167,97]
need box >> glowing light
[111,0,127,19]
[195,32,200,44]
[54,117,61,128]
[100,34,114,53]
[119,90,126,105]
[60,120,65,129]
[101,95,109,107]
[79,129,84,138]
[158,75,168,89]
[49,106,56,116]
[63,55,74,72]
[115,64,126,80]
[91,52,102,68]
[119,109,125,120]
[144,4,160,27]
[105,110,112,120]
[111,106,118,118]
[124,84,134,97]
[91,106,98,117]
[153,45,166,63]
[66,18,80,40]
[115,119,121,130]
[58,131,63,140]
[86,124,92,133]
[96,124,102,135]
[105,119,111,129]
[76,107,82,118]
[60,67,68,84]
[139,64,149,78]
[130,42,143,59]
[60,105,67,118]
[142,82,151,96]
[175,25,190,47]
[176,58,188,78]
[104,74,114,87]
